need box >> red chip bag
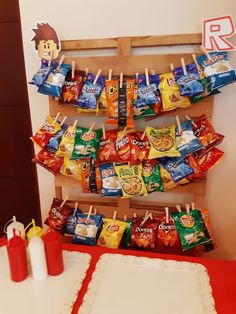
[131,216,158,250]
[130,132,150,165]
[115,132,132,163]
[186,154,205,182]
[44,198,71,232]
[32,149,63,175]
[61,70,85,104]
[192,115,224,157]
[98,129,118,162]
[198,147,225,172]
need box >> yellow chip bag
[160,165,189,191]
[159,73,191,111]
[146,125,181,159]
[97,218,128,249]
[115,164,147,198]
[60,157,81,180]
[55,126,76,157]
[96,86,107,115]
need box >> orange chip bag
[106,79,135,128]
[80,158,102,193]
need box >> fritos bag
[61,70,84,104]
[97,218,128,249]
[115,164,147,198]
[146,125,180,159]
[55,125,76,158]
[32,149,63,175]
[142,162,164,193]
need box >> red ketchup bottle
[43,227,64,276]
[7,229,28,282]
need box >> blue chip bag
[173,65,204,97]
[134,74,160,119]
[38,63,71,97]
[46,122,68,154]
[99,163,122,196]
[76,73,104,112]
[65,209,81,235]
[30,65,53,87]
[72,213,103,246]
[197,52,236,90]
[175,120,203,161]
[161,158,194,183]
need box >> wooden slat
[61,33,202,51]
[117,37,131,56]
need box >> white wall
[19,0,236,259]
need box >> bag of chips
[60,157,81,180]
[32,149,63,175]
[197,52,236,90]
[175,120,203,161]
[142,162,164,193]
[97,83,107,115]
[105,79,135,128]
[186,154,205,182]
[60,70,85,104]
[46,123,67,154]
[71,126,102,160]
[100,163,122,197]
[159,165,189,190]
[44,198,72,233]
[38,63,71,97]
[80,158,102,193]
[130,215,158,250]
[130,132,150,165]
[115,131,132,162]
[76,73,104,112]
[97,218,128,249]
[55,125,77,158]
[73,213,103,246]
[146,125,180,159]
[192,115,224,158]
[133,74,159,119]
[115,164,147,198]
[122,219,133,249]
[198,147,225,172]
[161,158,194,183]
[159,72,191,111]
[80,159,91,193]
[30,64,53,87]
[98,129,118,162]
[173,65,204,97]
[171,210,211,251]
[31,116,61,148]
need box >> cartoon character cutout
[32,22,61,66]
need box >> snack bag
[38,63,71,97]
[197,52,236,90]
[161,158,194,183]
[159,165,189,190]
[97,218,128,249]
[80,159,91,193]
[31,116,61,148]
[142,162,164,193]
[80,158,102,193]
[115,131,131,162]
[32,149,63,175]
[122,219,133,249]
[171,210,211,251]
[30,64,53,86]
[192,115,224,158]
[133,74,158,119]
[65,209,82,235]
[198,147,225,172]
[131,216,158,250]
[175,120,203,161]
[159,72,191,111]
[55,125,76,158]
[199,208,215,249]
[97,83,107,115]
[155,215,181,250]
[77,73,104,112]
[99,163,122,197]
[98,129,118,162]
[71,126,102,160]
[46,123,67,154]
[130,132,150,164]
[115,164,147,198]
[44,198,72,233]
[73,214,103,246]
[186,154,205,182]
[173,65,204,97]
[146,125,180,159]
[60,157,81,180]
[61,70,85,104]
[106,79,135,128]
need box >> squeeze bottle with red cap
[7,229,28,282]
[43,227,64,276]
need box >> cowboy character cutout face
[32,23,60,61]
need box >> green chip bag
[122,219,133,249]
[171,210,211,251]
[190,76,220,103]
[142,162,164,193]
[71,126,102,159]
